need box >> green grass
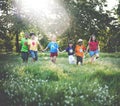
[0,52,120,106]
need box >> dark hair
[68,40,73,44]
[25,32,29,36]
[90,35,97,42]
[30,32,35,36]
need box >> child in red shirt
[87,35,100,63]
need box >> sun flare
[14,0,70,36]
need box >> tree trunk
[16,31,20,53]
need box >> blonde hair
[51,35,56,41]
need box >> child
[43,35,59,63]
[75,39,86,65]
[62,41,75,64]
[28,33,42,62]
[86,35,100,63]
[20,33,29,63]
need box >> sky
[105,0,119,10]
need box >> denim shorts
[29,50,38,60]
[89,50,99,57]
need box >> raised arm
[98,44,100,51]
[88,36,91,43]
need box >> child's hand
[73,54,76,56]
[42,50,45,52]
[59,51,64,53]
[84,50,88,55]
[98,48,100,52]
[60,50,65,53]
[59,51,62,53]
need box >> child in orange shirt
[75,39,86,65]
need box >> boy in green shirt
[20,33,29,62]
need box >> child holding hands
[62,41,75,64]
[75,39,86,65]
[86,35,100,63]
[43,35,59,63]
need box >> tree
[0,0,14,52]
[60,0,120,52]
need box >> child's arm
[42,46,48,52]
[39,43,43,51]
[98,44,100,51]
[85,45,89,54]
[27,41,30,51]
[83,45,86,52]
[57,48,60,53]
[61,50,66,53]
[74,46,77,56]
[84,36,91,54]
[88,36,91,43]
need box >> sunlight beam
[14,0,70,36]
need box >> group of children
[20,33,42,62]
[20,33,100,65]
[63,35,100,65]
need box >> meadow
[0,52,120,106]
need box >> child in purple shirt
[62,41,75,64]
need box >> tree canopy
[0,0,120,52]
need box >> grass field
[0,52,120,106]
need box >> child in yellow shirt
[28,33,42,62]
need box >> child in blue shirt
[43,35,59,63]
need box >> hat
[78,39,83,42]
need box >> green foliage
[61,0,120,52]
[0,0,120,52]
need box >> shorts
[89,50,99,57]
[21,52,29,61]
[29,50,38,60]
[76,56,83,65]
[68,55,75,64]
[50,52,58,57]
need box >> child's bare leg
[91,56,95,63]
[32,58,35,62]
[95,53,99,59]
[50,57,53,63]
[50,57,55,63]
[53,56,56,63]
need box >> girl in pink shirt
[87,35,100,63]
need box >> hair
[52,35,56,38]
[24,32,27,35]
[78,41,83,46]
[30,32,35,36]
[68,40,73,44]
[90,35,97,42]
[25,33,29,39]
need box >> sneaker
[96,56,99,59]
